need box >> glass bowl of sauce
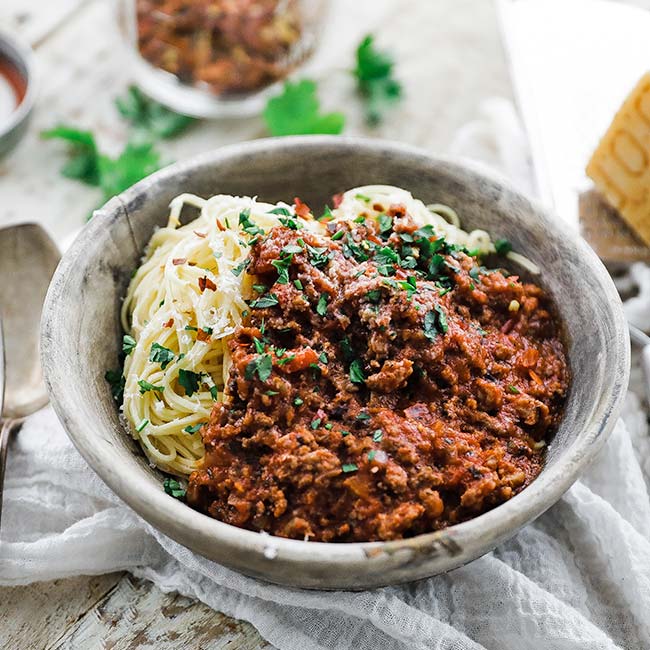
[117,0,329,118]
[0,31,35,158]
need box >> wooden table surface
[0,1,512,647]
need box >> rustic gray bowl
[41,136,629,590]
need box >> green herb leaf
[105,369,125,401]
[41,126,100,185]
[98,142,161,203]
[367,450,377,461]
[342,463,358,473]
[115,86,195,139]
[149,342,175,369]
[268,206,291,216]
[372,429,383,442]
[184,423,204,434]
[138,379,164,394]
[353,35,402,126]
[163,477,186,499]
[293,397,304,406]
[245,354,273,382]
[311,417,322,429]
[316,293,329,317]
[349,359,366,384]
[178,369,202,396]
[122,334,136,355]
[232,259,250,276]
[263,80,345,136]
[494,238,513,255]
[136,418,149,433]
[250,293,279,309]
[508,385,521,394]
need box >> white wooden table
[0,0,513,647]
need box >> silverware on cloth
[0,223,60,530]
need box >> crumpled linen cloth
[3,101,650,650]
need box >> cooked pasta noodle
[119,185,535,476]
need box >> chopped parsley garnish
[306,244,331,269]
[149,342,175,369]
[494,238,512,255]
[138,379,164,394]
[377,213,393,236]
[250,293,279,309]
[238,208,264,237]
[178,369,202,396]
[184,423,204,434]
[311,417,322,429]
[398,276,417,298]
[354,214,366,223]
[508,385,520,394]
[293,397,304,406]
[253,337,265,354]
[372,429,383,442]
[232,259,250,276]
[278,216,299,230]
[320,205,333,221]
[331,229,345,241]
[265,390,279,396]
[340,337,355,361]
[253,284,268,293]
[163,477,186,499]
[424,305,448,341]
[293,279,303,290]
[319,351,328,364]
[366,289,382,303]
[469,266,480,281]
[122,334,136,355]
[355,193,371,202]
[245,354,273,382]
[316,293,329,316]
[341,430,351,437]
[349,359,366,384]
[209,385,219,400]
[367,450,377,461]
[342,463,358,473]
[374,246,400,275]
[268,207,291,216]
[136,418,149,433]
[271,252,294,284]
[356,412,370,421]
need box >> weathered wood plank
[0,573,123,650]
[50,574,273,650]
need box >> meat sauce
[187,205,569,542]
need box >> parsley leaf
[149,342,175,369]
[122,334,136,355]
[353,35,402,125]
[105,369,125,401]
[97,142,161,204]
[138,379,164,394]
[41,126,100,185]
[316,293,329,316]
[250,293,279,309]
[263,80,345,136]
[245,354,273,382]
[178,369,202,396]
[349,359,366,384]
[342,463,358,473]
[184,423,204,434]
[424,305,449,341]
[163,477,186,499]
[494,238,512,255]
[115,86,195,139]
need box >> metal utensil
[0,223,60,528]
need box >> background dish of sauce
[0,54,27,123]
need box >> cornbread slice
[586,72,650,246]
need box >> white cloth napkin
[3,101,650,650]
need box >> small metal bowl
[0,30,36,159]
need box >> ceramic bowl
[41,137,629,589]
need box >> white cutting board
[498,0,650,227]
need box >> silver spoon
[0,223,60,528]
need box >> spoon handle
[0,417,16,531]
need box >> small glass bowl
[117,0,328,118]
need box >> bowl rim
[41,136,630,583]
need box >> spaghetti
[119,185,534,476]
